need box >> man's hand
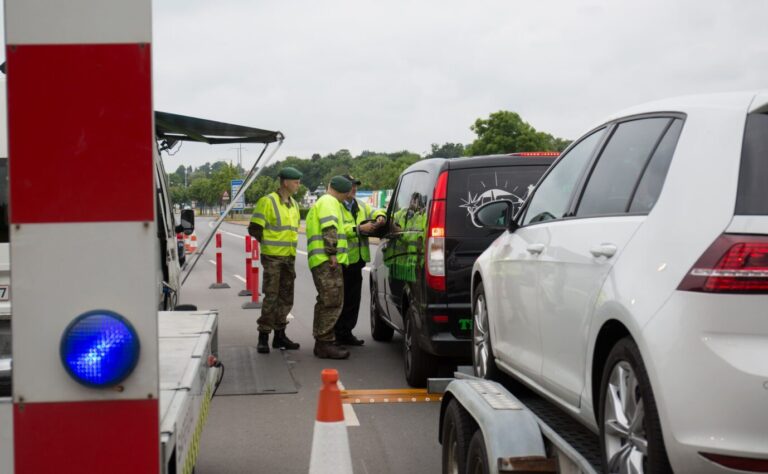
[329,255,338,269]
[359,222,376,234]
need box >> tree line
[166,111,571,209]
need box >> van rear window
[736,113,768,215]
[446,165,550,237]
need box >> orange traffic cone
[189,233,198,254]
[184,234,191,253]
[309,369,353,474]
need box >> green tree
[426,142,465,158]
[465,111,569,155]
[245,175,278,204]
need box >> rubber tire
[404,304,438,387]
[465,430,490,474]
[370,280,394,342]
[472,283,500,381]
[441,400,476,474]
[599,337,672,474]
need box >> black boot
[313,340,350,359]
[273,329,300,350]
[257,332,270,354]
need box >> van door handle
[590,243,617,258]
[526,243,545,255]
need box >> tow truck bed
[159,310,219,474]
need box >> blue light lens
[60,311,140,387]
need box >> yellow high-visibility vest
[250,192,300,257]
[306,194,348,269]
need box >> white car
[470,91,768,473]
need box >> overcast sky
[6,1,768,172]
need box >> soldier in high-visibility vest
[335,174,386,346]
[249,167,303,354]
[306,175,353,359]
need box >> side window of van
[576,117,673,217]
[390,171,428,233]
[521,129,606,226]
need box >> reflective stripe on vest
[342,198,386,264]
[252,192,300,257]
[306,194,349,269]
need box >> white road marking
[208,260,216,265]
[234,274,247,283]
[337,381,360,427]
[343,404,360,427]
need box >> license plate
[0,286,9,301]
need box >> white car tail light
[678,234,768,293]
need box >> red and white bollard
[209,232,230,289]
[242,238,262,309]
[238,235,253,296]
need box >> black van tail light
[432,315,449,324]
[427,171,448,292]
[678,234,768,293]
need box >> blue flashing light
[60,310,140,387]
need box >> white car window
[629,119,684,213]
[521,129,606,226]
[577,118,671,217]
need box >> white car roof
[597,90,768,127]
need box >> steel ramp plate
[214,346,298,396]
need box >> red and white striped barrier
[309,369,353,474]
[238,235,253,296]
[242,239,262,309]
[6,0,159,471]
[209,232,230,289]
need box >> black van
[369,153,557,386]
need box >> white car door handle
[526,243,545,255]
[590,243,617,258]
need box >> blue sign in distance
[231,179,245,211]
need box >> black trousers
[335,259,365,337]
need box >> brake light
[701,452,768,472]
[678,234,768,293]
[509,152,560,157]
[427,171,448,291]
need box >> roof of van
[406,154,557,174]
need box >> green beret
[329,175,352,193]
[278,167,303,180]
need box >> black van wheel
[472,283,499,380]
[370,280,394,342]
[441,400,475,474]
[465,431,490,474]
[404,305,437,387]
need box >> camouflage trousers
[310,261,344,342]
[257,254,296,333]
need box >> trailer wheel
[599,337,671,474]
[465,430,490,474]
[404,304,437,387]
[370,280,394,342]
[472,283,499,380]
[441,400,475,474]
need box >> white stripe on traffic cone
[309,369,354,474]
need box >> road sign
[222,191,230,201]
[231,179,245,211]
